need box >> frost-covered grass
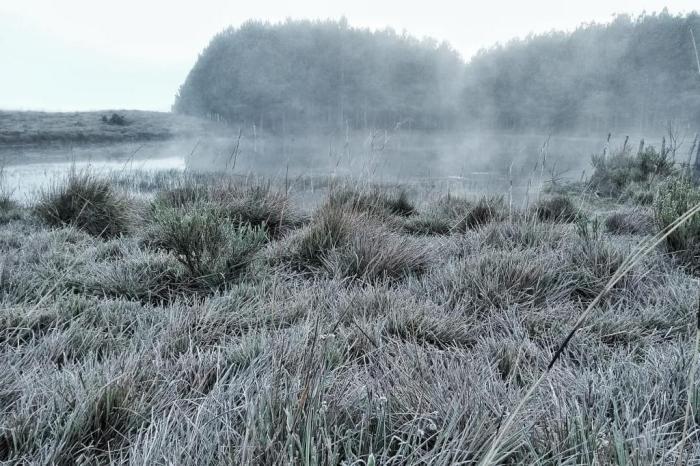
[0,171,699,465]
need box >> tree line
[173,11,700,134]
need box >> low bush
[654,177,700,273]
[156,182,297,238]
[34,172,131,237]
[151,204,267,288]
[590,146,674,196]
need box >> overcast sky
[0,1,697,112]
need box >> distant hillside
[175,12,700,135]
[0,110,216,147]
[173,19,464,132]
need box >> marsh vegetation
[1,138,699,464]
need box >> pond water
[0,131,653,204]
[2,155,185,203]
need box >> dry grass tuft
[34,172,131,237]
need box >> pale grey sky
[0,1,697,112]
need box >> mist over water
[1,128,670,204]
[2,12,698,203]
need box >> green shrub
[157,182,296,237]
[34,173,130,237]
[590,146,674,196]
[654,177,700,273]
[152,204,267,288]
[534,195,579,222]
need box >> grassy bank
[0,110,218,147]
[0,156,699,464]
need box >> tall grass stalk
[691,28,700,77]
[480,200,700,465]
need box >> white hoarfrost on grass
[0,170,699,464]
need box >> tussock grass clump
[654,177,700,273]
[430,249,572,311]
[456,196,505,230]
[534,195,579,222]
[34,172,131,237]
[327,187,416,217]
[0,192,16,212]
[275,205,353,272]
[433,194,474,219]
[154,180,209,208]
[151,204,267,288]
[605,208,654,235]
[0,192,21,225]
[622,181,656,205]
[479,220,571,250]
[276,206,430,282]
[405,195,505,235]
[213,185,296,237]
[403,195,472,235]
[563,239,662,301]
[324,226,433,283]
[85,249,185,303]
[403,214,453,235]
